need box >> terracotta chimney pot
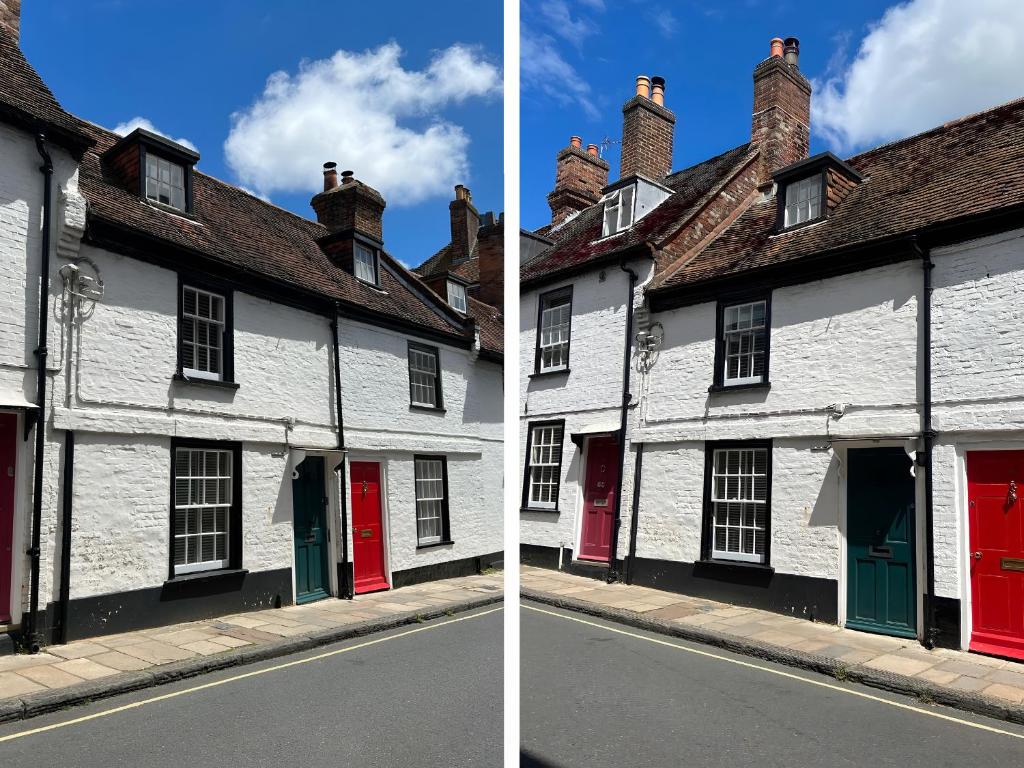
[587,144,599,157]
[651,76,666,106]
[770,37,784,58]
[570,135,583,148]
[322,162,338,191]
[635,75,651,99]
[341,170,355,185]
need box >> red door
[578,437,619,562]
[350,462,389,595]
[0,413,16,623]
[967,451,1024,660]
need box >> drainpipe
[24,134,53,652]
[624,443,644,584]
[607,262,638,583]
[911,236,938,648]
[55,431,74,645]
[331,310,353,599]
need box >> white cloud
[537,0,598,48]
[224,43,501,205]
[521,1,600,118]
[111,117,197,153]
[646,6,678,38]
[813,0,1024,152]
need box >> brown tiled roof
[415,243,480,283]
[468,297,503,356]
[0,30,90,149]
[521,143,754,285]
[655,97,1024,292]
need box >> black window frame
[710,291,772,392]
[520,419,566,513]
[175,273,236,388]
[413,454,452,549]
[776,170,826,232]
[700,439,773,568]
[407,341,444,412]
[533,286,573,376]
[168,437,243,580]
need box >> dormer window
[447,280,468,313]
[774,152,863,232]
[354,243,379,285]
[783,175,822,228]
[102,127,199,214]
[146,155,186,210]
[602,185,635,237]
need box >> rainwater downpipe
[25,134,53,652]
[331,310,353,599]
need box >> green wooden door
[293,456,330,604]
[846,448,917,638]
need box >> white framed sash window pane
[173,448,232,575]
[601,184,636,237]
[711,448,768,564]
[146,154,186,210]
[784,175,821,227]
[539,297,571,372]
[354,243,377,284]
[181,285,225,381]
[409,347,439,407]
[722,300,767,385]
[447,281,468,313]
[528,425,563,509]
[414,458,445,544]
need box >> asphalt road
[0,605,502,767]
[521,602,1024,767]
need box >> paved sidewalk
[523,566,1024,721]
[0,572,502,720]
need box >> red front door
[967,451,1024,660]
[0,413,16,623]
[578,437,619,562]
[350,462,389,595]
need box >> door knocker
[1008,479,1017,507]
[361,479,368,498]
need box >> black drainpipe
[24,134,53,652]
[331,310,353,599]
[911,235,938,648]
[624,443,644,584]
[607,262,638,583]
[55,431,74,645]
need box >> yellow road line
[0,606,503,744]
[524,603,1024,740]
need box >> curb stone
[522,588,1024,727]
[1,594,502,724]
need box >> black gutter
[607,262,639,583]
[912,235,938,649]
[624,443,644,584]
[331,311,353,599]
[54,431,74,645]
[25,134,53,653]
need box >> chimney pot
[784,37,800,67]
[322,161,339,191]
[770,37,784,58]
[635,75,651,99]
[570,135,583,148]
[587,144,599,157]
[454,184,471,201]
[651,76,666,106]
[341,170,355,184]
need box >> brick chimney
[476,213,504,310]
[620,75,675,180]
[449,185,480,262]
[751,37,811,180]
[310,166,386,241]
[547,135,610,226]
[0,0,19,44]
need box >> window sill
[416,540,454,551]
[173,373,240,390]
[707,381,770,394]
[165,567,248,585]
[696,558,773,574]
[529,368,570,379]
[520,506,560,515]
[410,404,447,414]
[145,199,198,220]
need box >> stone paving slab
[0,572,502,722]
[522,565,1024,725]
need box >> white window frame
[408,344,441,408]
[783,175,822,228]
[721,300,767,386]
[173,447,233,575]
[527,423,563,510]
[354,243,378,284]
[447,280,468,313]
[181,285,226,382]
[414,457,447,545]
[145,154,186,211]
[710,447,768,564]
[538,292,571,373]
[601,184,636,237]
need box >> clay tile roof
[467,296,503,356]
[416,242,480,283]
[655,96,1024,293]
[521,142,755,286]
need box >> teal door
[846,448,917,638]
[293,456,330,604]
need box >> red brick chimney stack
[620,73,676,180]
[547,134,610,226]
[0,0,20,44]
[476,213,504,310]
[449,184,480,262]
[751,36,812,180]
[310,166,386,241]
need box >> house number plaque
[1001,557,1024,572]
[360,529,373,538]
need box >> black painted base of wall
[521,544,623,581]
[932,596,962,649]
[391,551,503,590]
[40,568,293,643]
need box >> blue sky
[522,0,1024,230]
[22,1,503,267]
